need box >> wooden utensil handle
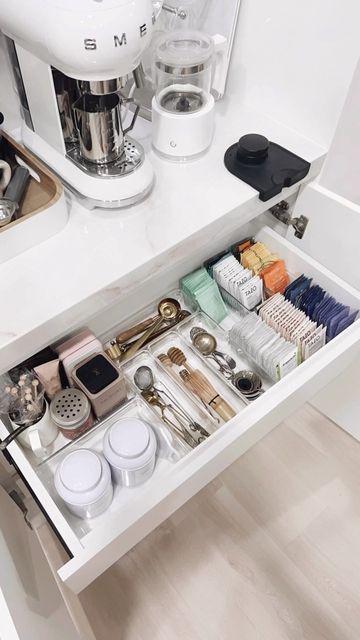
[210,396,236,422]
[122,316,164,361]
[116,316,156,343]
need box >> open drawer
[1,225,360,594]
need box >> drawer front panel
[1,226,359,593]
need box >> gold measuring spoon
[122,298,181,362]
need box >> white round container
[10,401,58,456]
[152,88,215,161]
[103,417,157,487]
[54,448,113,519]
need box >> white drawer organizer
[1,223,360,594]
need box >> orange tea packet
[260,260,290,296]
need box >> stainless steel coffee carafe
[73,93,139,165]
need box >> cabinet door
[0,486,84,640]
[285,59,360,438]
[285,58,360,279]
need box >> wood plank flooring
[80,405,360,640]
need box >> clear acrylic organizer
[177,311,273,397]
[36,396,183,540]
[148,332,245,425]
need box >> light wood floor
[80,405,360,640]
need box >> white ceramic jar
[10,401,58,457]
[54,448,113,519]
[103,417,157,487]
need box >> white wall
[228,0,360,148]
[319,58,360,204]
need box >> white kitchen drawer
[1,225,360,594]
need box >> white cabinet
[1,222,359,594]
[0,485,94,639]
[284,58,360,440]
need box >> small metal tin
[50,389,94,440]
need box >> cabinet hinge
[9,489,33,530]
[270,200,309,239]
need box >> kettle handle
[122,100,141,136]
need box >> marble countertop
[0,100,325,371]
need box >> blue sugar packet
[284,275,306,302]
[327,307,350,340]
[300,285,325,316]
[306,287,326,318]
[311,297,327,324]
[317,298,338,327]
[334,310,359,338]
[287,276,312,307]
[323,302,346,336]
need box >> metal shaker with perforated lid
[50,389,94,440]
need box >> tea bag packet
[257,334,280,371]
[237,275,263,310]
[284,275,312,307]
[257,288,321,363]
[316,296,337,327]
[322,302,346,339]
[312,295,332,324]
[300,285,326,316]
[260,260,290,296]
[181,267,228,323]
[241,242,278,275]
[327,306,350,340]
[205,250,230,278]
[231,237,255,260]
[229,315,299,381]
[334,310,358,337]
[212,254,254,308]
[274,343,299,380]
[195,280,229,324]
[302,325,327,360]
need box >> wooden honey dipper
[167,347,222,387]
[157,353,184,387]
[167,348,236,423]
[158,353,173,368]
[167,347,194,372]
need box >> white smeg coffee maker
[0,0,163,209]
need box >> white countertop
[0,99,325,371]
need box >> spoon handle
[122,317,164,361]
[116,316,157,343]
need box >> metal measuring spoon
[134,365,210,440]
[134,365,154,392]
[191,329,237,370]
[233,370,264,399]
[124,298,181,361]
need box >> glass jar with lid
[152,30,216,160]
[153,30,215,107]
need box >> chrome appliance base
[66,137,144,179]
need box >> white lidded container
[103,417,157,487]
[152,30,215,160]
[54,448,113,519]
